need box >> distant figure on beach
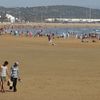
[63,32,67,39]
[10,61,21,92]
[35,29,43,37]
[67,33,70,38]
[80,34,84,42]
[0,28,4,35]
[75,34,79,39]
[28,31,33,37]
[47,34,55,45]
[0,61,9,93]
[14,30,18,36]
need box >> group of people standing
[0,61,21,93]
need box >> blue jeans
[10,77,17,92]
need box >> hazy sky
[0,0,99,9]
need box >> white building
[6,14,16,23]
[45,18,100,23]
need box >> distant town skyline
[0,0,99,9]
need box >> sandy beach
[0,35,100,100]
[1,22,100,29]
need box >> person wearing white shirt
[0,61,9,93]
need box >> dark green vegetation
[0,5,100,22]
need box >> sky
[0,0,99,9]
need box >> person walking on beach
[0,61,9,93]
[47,34,55,45]
[10,61,21,92]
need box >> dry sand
[0,35,100,100]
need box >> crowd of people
[1,25,100,45]
[0,61,21,93]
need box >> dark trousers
[11,77,17,92]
